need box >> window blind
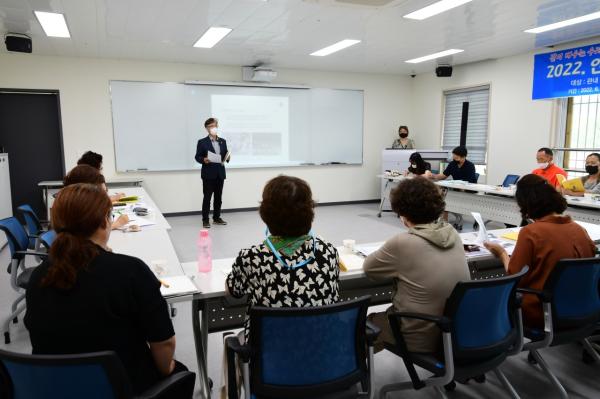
[442,86,489,164]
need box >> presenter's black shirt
[443,160,477,183]
[25,247,175,394]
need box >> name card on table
[533,43,600,100]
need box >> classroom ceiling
[1,0,600,75]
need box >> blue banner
[532,43,600,100]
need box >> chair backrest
[40,230,57,249]
[444,268,528,361]
[0,350,132,399]
[17,205,42,236]
[501,174,520,187]
[543,258,600,329]
[248,296,370,398]
[473,173,480,183]
[0,217,30,258]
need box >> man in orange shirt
[531,147,566,188]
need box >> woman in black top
[24,183,189,395]
[406,152,431,176]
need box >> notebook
[557,175,585,192]
[159,276,199,297]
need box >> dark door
[0,91,65,218]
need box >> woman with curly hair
[364,177,470,353]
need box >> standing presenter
[195,117,230,229]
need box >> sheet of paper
[207,151,222,163]
[471,212,488,244]
[159,275,199,297]
[354,244,382,257]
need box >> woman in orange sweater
[485,174,596,328]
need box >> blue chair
[0,217,47,344]
[521,257,600,399]
[0,349,195,399]
[39,230,57,250]
[379,268,528,399]
[225,296,379,399]
[501,174,520,187]
[17,205,49,249]
[473,172,480,184]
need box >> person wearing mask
[561,153,600,196]
[404,152,431,176]
[76,150,125,202]
[364,177,470,353]
[484,174,595,329]
[226,175,340,338]
[63,165,129,230]
[532,147,566,188]
[427,145,478,183]
[195,117,230,229]
[391,125,415,149]
[223,175,340,397]
[25,184,192,396]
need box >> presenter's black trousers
[202,177,224,222]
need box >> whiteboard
[109,81,363,172]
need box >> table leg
[378,180,391,217]
[192,298,211,398]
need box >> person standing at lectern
[195,117,230,229]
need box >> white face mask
[537,162,549,169]
[209,127,218,136]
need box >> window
[563,95,600,177]
[441,86,490,166]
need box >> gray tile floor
[1,204,599,398]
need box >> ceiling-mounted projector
[242,66,277,83]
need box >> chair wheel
[209,378,213,389]
[4,332,10,344]
[12,317,18,324]
[474,374,486,383]
[527,352,538,365]
[583,349,596,364]
[444,381,456,391]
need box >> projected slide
[211,94,291,166]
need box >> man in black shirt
[428,145,478,183]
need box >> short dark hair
[398,125,409,133]
[259,175,315,236]
[204,118,217,128]
[538,147,553,156]
[515,174,567,220]
[64,165,106,187]
[77,151,103,170]
[390,177,445,224]
[452,146,468,158]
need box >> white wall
[0,53,412,213]
[410,51,557,185]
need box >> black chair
[225,296,379,399]
[380,268,528,399]
[0,217,47,344]
[521,257,600,399]
[0,349,195,399]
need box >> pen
[159,279,170,288]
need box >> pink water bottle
[197,229,212,273]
